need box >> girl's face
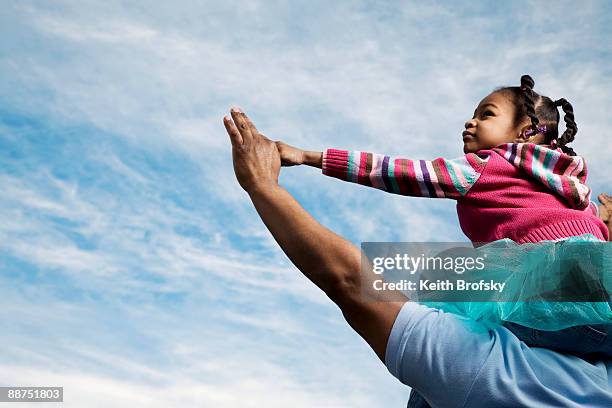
[462,92,534,154]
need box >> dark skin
[461,91,550,154]
[598,193,612,239]
[222,104,611,363]
[276,93,612,241]
[276,91,550,165]
[223,107,407,363]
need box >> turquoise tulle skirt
[417,233,612,331]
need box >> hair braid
[520,74,539,131]
[554,98,578,156]
[493,75,581,156]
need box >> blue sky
[1,1,611,406]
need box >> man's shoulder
[467,324,611,406]
[387,302,612,407]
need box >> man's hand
[223,107,280,194]
[598,193,612,241]
[222,107,405,363]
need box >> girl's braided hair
[493,74,578,156]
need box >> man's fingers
[241,111,259,134]
[598,193,610,222]
[223,115,243,146]
[230,108,252,145]
[599,204,610,222]
[259,132,272,142]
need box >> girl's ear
[514,125,533,143]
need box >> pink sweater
[322,142,608,244]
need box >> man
[222,107,612,407]
[598,193,612,239]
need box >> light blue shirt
[385,302,612,407]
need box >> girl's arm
[276,141,323,168]
[275,142,489,200]
[322,148,489,200]
[304,150,323,168]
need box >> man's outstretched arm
[222,108,406,362]
[248,184,407,361]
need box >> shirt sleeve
[322,149,489,200]
[385,301,612,408]
[384,302,491,407]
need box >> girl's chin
[463,143,478,154]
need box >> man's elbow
[321,254,362,307]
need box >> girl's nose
[465,119,476,129]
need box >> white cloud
[1,0,611,406]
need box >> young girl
[276,74,612,358]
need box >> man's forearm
[247,183,359,301]
[225,109,406,362]
[247,183,407,361]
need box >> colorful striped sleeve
[322,148,490,200]
[491,143,591,210]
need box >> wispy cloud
[1,0,611,406]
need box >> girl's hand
[276,141,305,167]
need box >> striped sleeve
[491,143,591,210]
[322,148,490,200]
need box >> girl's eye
[484,111,494,116]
